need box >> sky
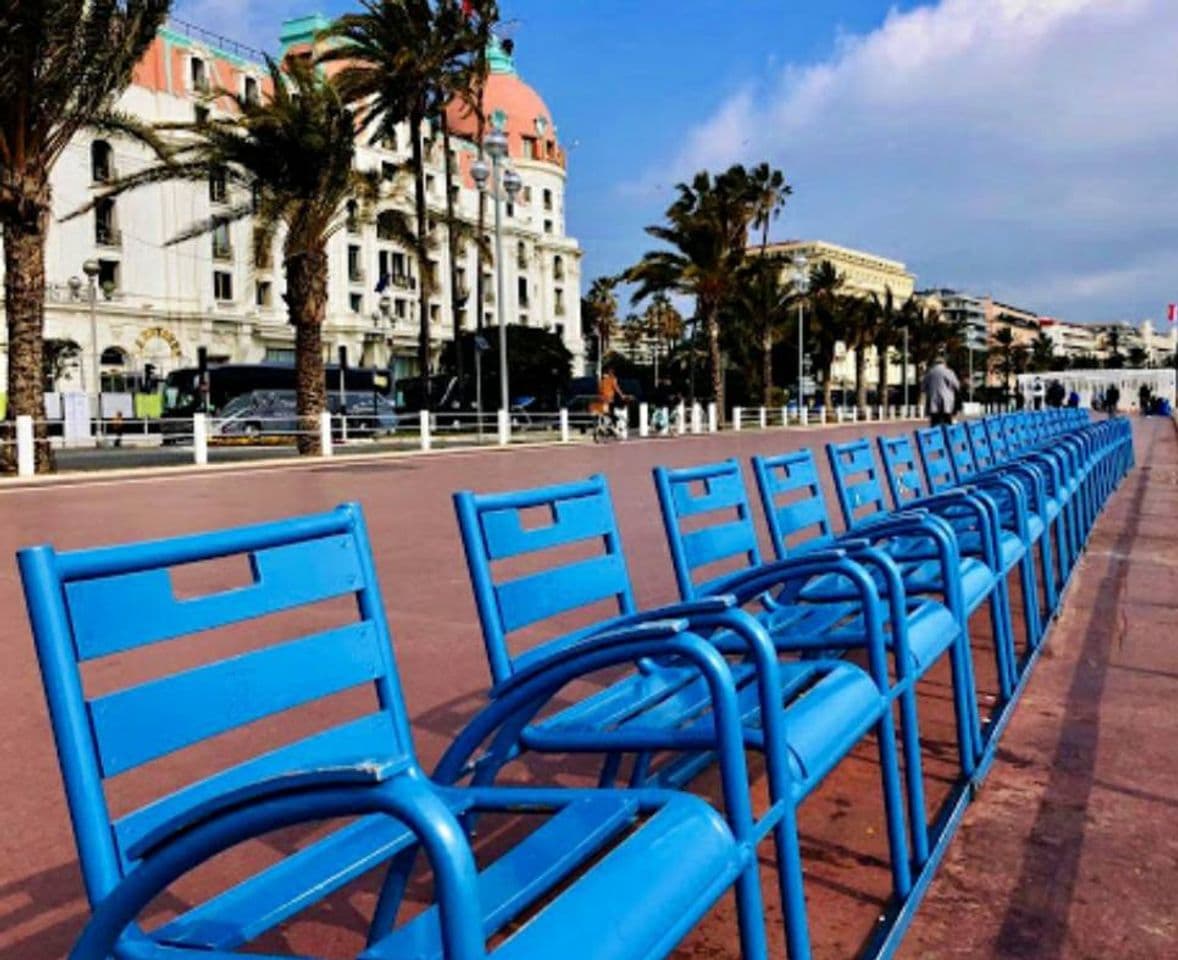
[173,0,1178,325]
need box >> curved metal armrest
[583,596,737,638]
[73,774,485,960]
[849,512,967,620]
[836,541,915,679]
[912,490,999,565]
[701,551,848,606]
[961,475,1030,537]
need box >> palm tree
[0,0,170,473]
[322,0,492,409]
[842,295,876,415]
[1127,345,1149,369]
[804,260,849,410]
[904,297,962,386]
[582,276,619,376]
[991,327,1017,394]
[627,166,755,417]
[870,287,898,408]
[69,57,389,455]
[642,292,684,383]
[727,256,795,405]
[746,163,791,404]
[1029,331,1056,372]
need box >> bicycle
[593,406,628,443]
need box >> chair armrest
[582,596,738,637]
[73,774,486,960]
[836,541,916,682]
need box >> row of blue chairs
[19,409,1132,960]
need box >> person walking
[922,356,960,426]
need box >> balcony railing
[390,273,416,291]
[212,242,234,262]
[349,266,366,284]
[91,163,117,185]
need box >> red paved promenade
[0,417,1172,958]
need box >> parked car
[211,391,397,442]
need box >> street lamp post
[470,129,521,429]
[82,259,101,435]
[903,326,909,412]
[792,254,809,413]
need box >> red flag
[462,0,474,15]
[1168,303,1177,324]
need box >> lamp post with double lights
[792,254,809,414]
[470,129,522,432]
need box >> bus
[163,363,391,418]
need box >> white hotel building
[0,17,584,407]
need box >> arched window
[100,346,128,367]
[553,255,564,280]
[91,141,114,183]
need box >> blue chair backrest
[944,423,978,480]
[876,433,928,509]
[826,438,890,529]
[914,426,957,492]
[750,449,836,559]
[454,475,637,688]
[17,504,412,906]
[653,459,763,599]
[968,420,996,470]
[984,416,1009,462]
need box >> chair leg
[988,580,1018,701]
[894,680,932,865]
[1038,526,1058,616]
[368,847,420,946]
[771,804,813,960]
[1017,552,1042,653]
[875,710,914,901]
[947,630,984,767]
[734,854,772,960]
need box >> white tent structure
[1017,368,1176,412]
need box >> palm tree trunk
[705,304,723,422]
[2,193,54,473]
[761,325,773,407]
[441,113,464,407]
[855,346,868,414]
[288,248,329,456]
[877,347,890,411]
[411,112,432,410]
[822,365,833,412]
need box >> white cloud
[633,0,1178,322]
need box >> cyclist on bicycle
[591,365,630,439]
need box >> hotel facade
[0,18,585,408]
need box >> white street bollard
[193,413,208,466]
[878,406,885,421]
[707,403,717,433]
[759,406,767,430]
[691,404,702,434]
[15,415,34,478]
[319,411,334,457]
[497,408,510,446]
[560,408,570,443]
[801,406,809,426]
[419,410,432,452]
[675,401,686,435]
[639,402,649,438]
[836,407,844,424]
[781,406,789,427]
[733,406,743,431]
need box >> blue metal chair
[20,504,759,960]
[825,436,1020,701]
[447,475,913,960]
[915,423,1044,654]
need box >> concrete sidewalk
[901,415,1178,958]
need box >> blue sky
[176,0,1178,325]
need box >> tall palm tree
[642,291,683,382]
[870,287,898,408]
[627,166,755,416]
[321,0,492,409]
[905,297,960,385]
[746,163,791,404]
[1030,331,1056,372]
[69,57,389,455]
[582,275,619,376]
[841,295,877,415]
[0,0,170,473]
[727,255,794,404]
[805,260,849,410]
[991,327,1017,393]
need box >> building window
[348,244,364,283]
[394,299,407,319]
[255,280,272,307]
[543,219,553,235]
[429,303,440,323]
[517,276,529,309]
[242,75,260,105]
[91,141,114,183]
[213,270,234,302]
[521,185,532,204]
[265,347,295,363]
[95,198,120,247]
[516,241,527,269]
[346,200,360,234]
[426,174,436,194]
[543,188,553,211]
[555,287,565,315]
[194,104,210,126]
[521,136,537,160]
[209,168,228,204]
[553,255,564,280]
[190,57,209,94]
[350,293,364,314]
[382,161,397,182]
[97,260,120,294]
[505,201,514,218]
[381,130,398,151]
[212,223,233,260]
